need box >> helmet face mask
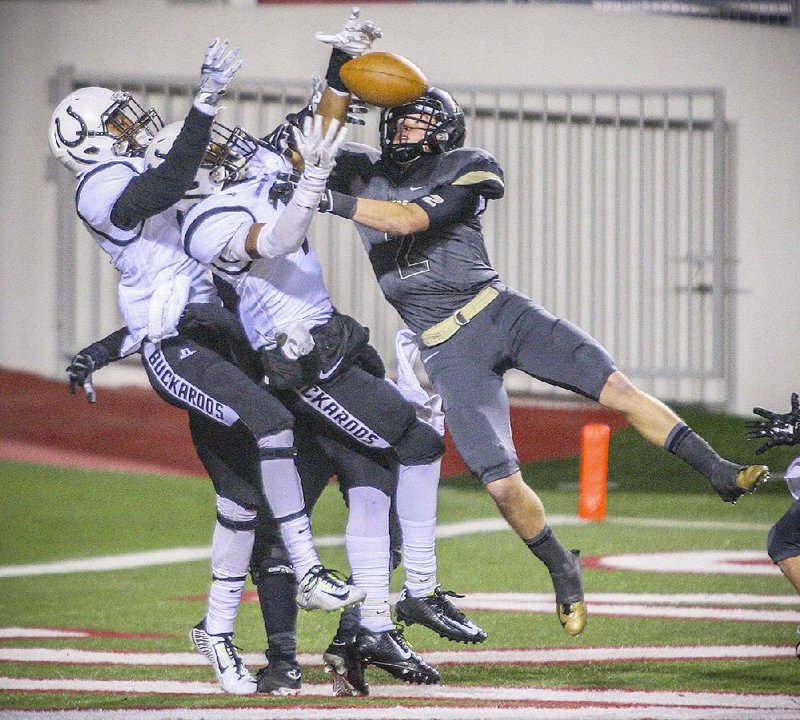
[205,123,260,185]
[49,87,163,174]
[379,87,466,165]
[102,94,163,156]
[145,121,259,211]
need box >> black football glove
[745,392,800,454]
[66,353,97,404]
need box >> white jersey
[182,159,333,352]
[75,158,219,353]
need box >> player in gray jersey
[317,84,770,637]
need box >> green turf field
[1,405,798,714]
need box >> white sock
[279,514,320,581]
[346,486,392,633]
[205,497,256,636]
[257,430,305,518]
[397,461,440,597]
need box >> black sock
[525,526,582,603]
[256,569,298,661]
[665,422,727,480]
[333,590,362,644]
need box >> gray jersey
[330,143,504,334]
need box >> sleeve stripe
[452,171,504,188]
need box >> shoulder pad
[444,147,504,200]
[76,160,141,229]
[182,193,257,265]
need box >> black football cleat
[355,626,440,685]
[323,637,369,696]
[395,585,488,644]
[255,655,301,696]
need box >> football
[340,52,428,108]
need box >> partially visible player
[746,393,800,595]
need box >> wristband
[326,48,351,94]
[85,342,110,370]
[324,190,357,219]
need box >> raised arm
[110,39,243,229]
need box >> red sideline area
[0,368,626,478]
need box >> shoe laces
[431,586,469,623]
[388,623,415,652]
[308,565,350,590]
[217,634,248,678]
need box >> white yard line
[1,679,799,720]
[1,710,798,720]
[0,515,773,579]
[0,644,793,667]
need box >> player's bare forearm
[316,89,349,131]
[353,197,429,236]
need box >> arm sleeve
[80,326,130,369]
[110,106,214,230]
[410,184,482,229]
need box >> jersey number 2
[393,234,430,279]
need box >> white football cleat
[190,619,257,694]
[296,565,366,611]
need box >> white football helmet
[49,86,163,174]
[144,120,259,210]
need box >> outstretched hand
[197,38,243,105]
[293,115,348,180]
[745,392,800,454]
[315,7,382,57]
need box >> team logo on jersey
[296,386,391,449]
[179,348,196,360]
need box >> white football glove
[196,38,243,107]
[294,114,347,177]
[276,322,315,360]
[315,7,382,57]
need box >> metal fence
[51,67,733,407]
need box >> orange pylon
[579,423,610,521]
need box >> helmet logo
[55,105,87,148]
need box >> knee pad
[394,420,445,466]
[250,541,294,584]
[216,495,258,531]
[257,428,298,460]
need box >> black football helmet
[379,87,466,164]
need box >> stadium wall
[0,0,797,417]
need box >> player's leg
[766,499,800,658]
[250,514,301,695]
[141,337,364,610]
[422,299,586,636]
[506,287,768,500]
[316,431,439,691]
[599,371,768,502]
[247,426,342,696]
[768,499,800,594]
[187,417,262,694]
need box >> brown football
[340,52,428,108]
